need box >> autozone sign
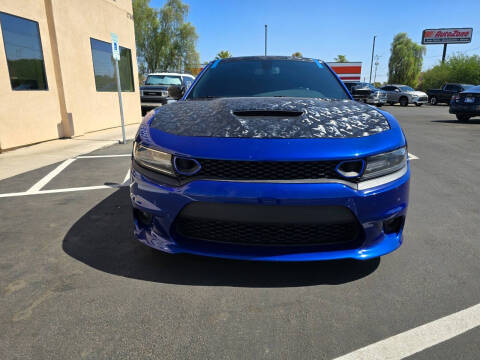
[422,28,473,44]
[326,62,361,82]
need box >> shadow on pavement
[63,188,379,287]
[432,119,480,124]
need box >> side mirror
[395,89,400,92]
[168,85,185,100]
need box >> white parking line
[27,158,76,193]
[122,168,131,185]
[333,303,480,360]
[0,184,129,198]
[76,154,131,159]
[408,153,419,160]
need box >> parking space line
[408,153,419,160]
[0,184,129,198]
[27,158,76,193]
[122,168,131,185]
[76,154,131,159]
[333,303,480,360]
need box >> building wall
[0,0,141,151]
[51,0,141,136]
[0,0,63,150]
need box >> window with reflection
[0,12,48,90]
[90,38,134,92]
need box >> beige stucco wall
[51,0,141,136]
[0,0,63,150]
[0,0,141,151]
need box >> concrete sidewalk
[0,123,139,181]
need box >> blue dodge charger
[130,56,409,261]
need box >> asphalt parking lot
[1,105,479,359]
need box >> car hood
[411,91,427,97]
[150,97,390,139]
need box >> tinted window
[381,86,392,91]
[145,75,181,86]
[399,86,414,92]
[90,38,134,92]
[444,85,455,91]
[189,59,349,100]
[0,12,47,90]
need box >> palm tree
[334,55,348,62]
[292,52,303,57]
[215,50,232,59]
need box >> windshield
[188,59,349,100]
[399,85,415,92]
[145,75,182,86]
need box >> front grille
[174,218,360,246]
[176,159,356,182]
[172,202,362,246]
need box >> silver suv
[380,84,428,107]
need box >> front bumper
[412,97,428,104]
[130,163,410,261]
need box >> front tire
[430,96,438,105]
[456,114,471,122]
[399,97,408,107]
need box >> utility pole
[374,55,380,83]
[442,43,447,63]
[265,25,268,56]
[369,35,376,83]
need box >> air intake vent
[233,110,303,117]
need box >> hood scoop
[233,110,303,117]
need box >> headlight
[361,147,407,180]
[133,142,175,176]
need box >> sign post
[111,33,126,144]
[422,28,473,64]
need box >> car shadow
[431,119,480,124]
[62,188,380,288]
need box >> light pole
[374,55,380,83]
[369,35,376,83]
[265,25,268,56]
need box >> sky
[149,0,478,83]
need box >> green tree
[420,54,480,91]
[133,0,199,75]
[215,50,232,59]
[334,55,348,62]
[292,52,302,57]
[388,33,425,87]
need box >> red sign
[422,28,473,44]
[327,62,361,82]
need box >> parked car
[427,83,475,105]
[140,73,195,115]
[350,82,387,106]
[449,85,480,121]
[130,56,410,261]
[380,85,428,106]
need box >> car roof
[216,56,323,63]
[462,85,480,93]
[147,73,194,77]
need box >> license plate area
[465,97,475,103]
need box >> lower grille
[174,218,359,246]
[172,202,361,246]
